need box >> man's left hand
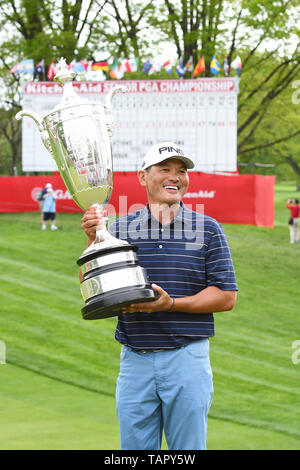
[121,284,173,314]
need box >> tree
[151,0,224,68]
[150,0,300,176]
[101,0,158,60]
[0,108,21,175]
[237,47,300,154]
[0,0,161,69]
[0,0,111,64]
[0,57,22,175]
[237,62,300,184]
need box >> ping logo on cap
[158,146,184,156]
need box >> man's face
[138,158,189,206]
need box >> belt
[127,340,207,355]
[139,348,165,353]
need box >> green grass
[0,364,120,450]
[0,181,300,450]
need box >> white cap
[141,142,195,170]
[46,183,52,188]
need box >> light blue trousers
[116,339,213,450]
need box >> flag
[163,60,172,74]
[185,56,193,73]
[142,59,152,74]
[92,60,109,72]
[176,58,186,77]
[79,60,91,71]
[73,62,86,72]
[193,56,205,77]
[210,56,221,75]
[10,59,34,74]
[47,59,56,80]
[109,59,124,79]
[130,58,139,72]
[149,60,161,75]
[110,59,117,79]
[224,57,229,76]
[122,58,138,73]
[231,55,242,75]
[33,59,44,79]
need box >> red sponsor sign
[0,172,275,227]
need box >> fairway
[0,181,300,450]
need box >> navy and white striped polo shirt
[109,203,238,350]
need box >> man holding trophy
[16,59,237,450]
[81,142,238,450]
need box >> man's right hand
[81,206,107,246]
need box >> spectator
[286,199,300,243]
[38,183,52,223]
[42,186,58,231]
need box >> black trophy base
[82,285,158,320]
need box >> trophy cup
[16,57,157,320]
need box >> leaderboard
[21,78,239,172]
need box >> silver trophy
[16,57,157,320]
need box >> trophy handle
[105,86,128,142]
[16,110,54,157]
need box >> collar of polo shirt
[137,202,188,228]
